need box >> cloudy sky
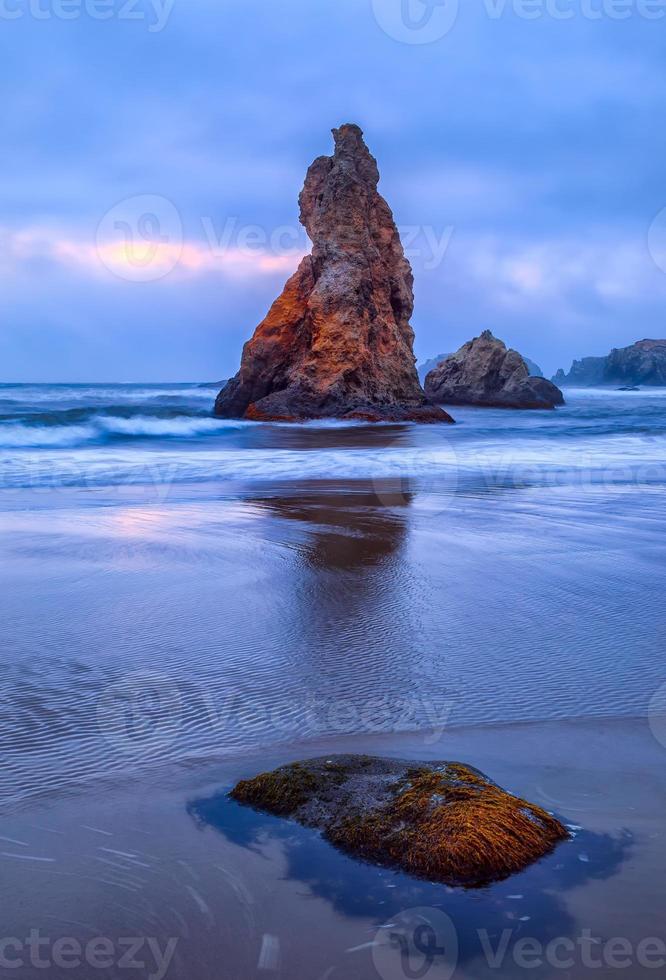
[1,0,664,381]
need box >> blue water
[1,384,665,809]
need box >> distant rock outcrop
[418,353,450,384]
[552,356,607,387]
[425,331,564,409]
[553,339,666,387]
[522,356,544,378]
[214,124,452,423]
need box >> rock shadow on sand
[188,784,633,975]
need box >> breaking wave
[0,415,251,448]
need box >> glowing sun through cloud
[0,225,305,285]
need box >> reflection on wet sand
[233,422,418,452]
[248,480,413,570]
[241,480,443,726]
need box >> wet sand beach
[1,385,665,977]
[1,718,664,980]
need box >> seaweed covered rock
[230,755,569,887]
[214,124,452,423]
[425,331,564,410]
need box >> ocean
[1,382,665,488]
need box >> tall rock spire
[215,124,452,422]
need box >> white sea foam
[0,415,250,448]
[0,423,99,448]
[96,416,249,438]
[1,434,664,489]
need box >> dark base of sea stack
[238,405,453,423]
[230,755,569,887]
[243,406,454,423]
[215,380,453,423]
[431,381,563,411]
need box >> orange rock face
[215,124,453,423]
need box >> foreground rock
[215,124,452,423]
[553,339,666,387]
[425,331,564,409]
[231,755,569,887]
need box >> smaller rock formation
[422,351,542,383]
[231,755,569,887]
[425,331,564,409]
[215,124,452,423]
[553,339,666,387]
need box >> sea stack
[425,331,565,410]
[215,124,452,423]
